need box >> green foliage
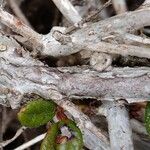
[41,123,59,150]
[17,98,83,149]
[18,98,56,128]
[145,102,150,134]
[41,119,83,150]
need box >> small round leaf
[18,98,56,128]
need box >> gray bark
[105,102,134,150]
[0,34,150,108]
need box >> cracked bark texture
[1,55,150,107]
[1,8,150,58]
[0,34,111,150]
[0,34,150,108]
[0,2,150,150]
[105,101,134,150]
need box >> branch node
[52,30,72,45]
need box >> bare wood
[0,34,111,150]
[0,8,43,49]
[85,41,150,59]
[7,0,32,27]
[51,0,82,24]
[1,49,150,106]
[0,127,27,148]
[112,0,127,14]
[117,33,150,47]
[1,34,150,106]
[14,133,46,150]
[0,2,150,150]
[104,101,134,150]
[1,8,150,57]
[98,108,148,136]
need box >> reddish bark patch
[15,19,23,27]
[56,107,68,121]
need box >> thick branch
[0,35,150,106]
[105,102,133,150]
[1,53,150,106]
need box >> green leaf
[18,98,56,128]
[41,123,59,150]
[41,119,83,150]
[145,102,150,134]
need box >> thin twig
[81,0,112,24]
[64,0,112,34]
[14,133,46,150]
[85,41,150,59]
[0,126,27,148]
[0,8,43,48]
[114,32,150,47]
[52,0,82,24]
[7,0,32,27]
[86,0,110,19]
